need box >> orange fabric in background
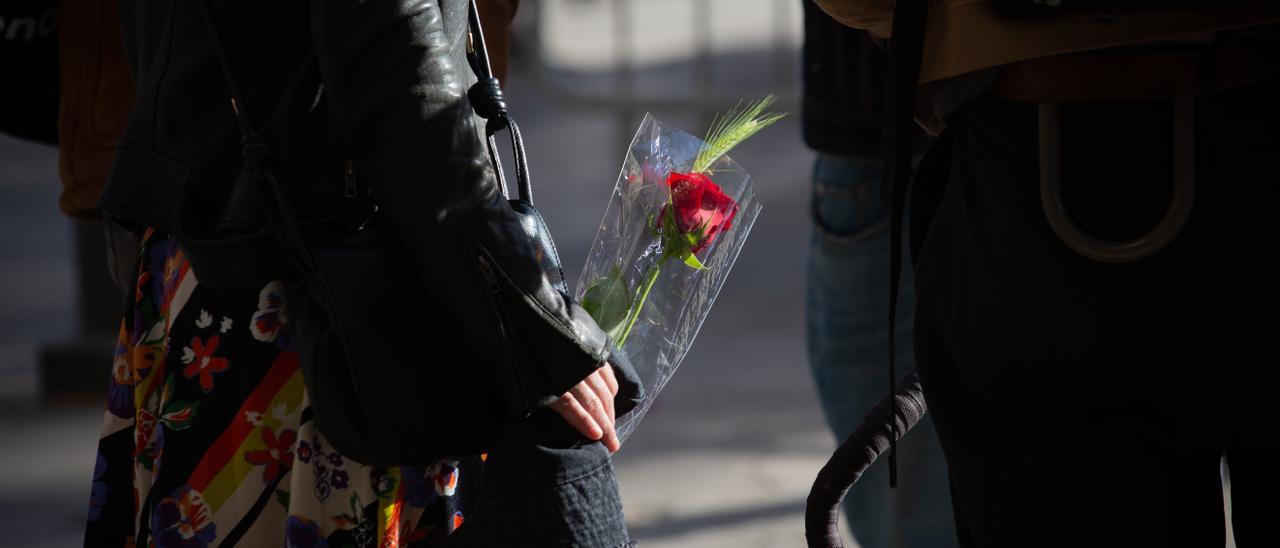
[477,0,520,83]
[57,0,135,220]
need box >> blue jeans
[806,153,957,548]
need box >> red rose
[663,171,738,254]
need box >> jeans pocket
[811,154,888,248]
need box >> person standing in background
[814,1,1280,545]
[800,2,956,546]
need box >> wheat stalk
[692,95,788,175]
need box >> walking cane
[804,372,928,548]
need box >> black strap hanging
[465,0,533,204]
[881,0,929,489]
[195,0,320,280]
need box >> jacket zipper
[344,158,358,198]
[477,254,502,294]
[475,249,529,408]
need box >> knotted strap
[196,0,320,279]
[465,0,534,204]
[239,133,275,174]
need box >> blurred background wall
[0,1,854,546]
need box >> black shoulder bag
[188,0,561,466]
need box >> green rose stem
[615,252,670,348]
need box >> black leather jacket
[103,0,627,416]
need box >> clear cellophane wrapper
[576,113,762,444]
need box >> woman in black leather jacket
[86,1,635,546]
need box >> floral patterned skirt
[85,229,482,547]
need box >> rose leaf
[582,267,632,339]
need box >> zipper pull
[344,158,358,198]
[477,255,501,294]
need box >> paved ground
[0,136,91,548]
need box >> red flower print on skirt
[244,426,297,483]
[181,335,230,393]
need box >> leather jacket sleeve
[310,0,618,415]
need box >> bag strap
[195,0,320,278]
[881,0,929,490]
[465,0,535,204]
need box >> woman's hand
[549,363,621,453]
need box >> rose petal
[663,171,739,254]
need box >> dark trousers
[448,411,632,547]
[910,78,1280,547]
